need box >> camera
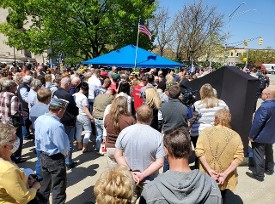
[180,87,198,107]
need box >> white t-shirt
[87,75,101,100]
[73,92,89,115]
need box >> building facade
[0,8,44,65]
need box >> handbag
[9,114,23,127]
[8,94,23,127]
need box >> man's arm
[136,157,164,181]
[19,87,28,103]
[114,148,130,169]
[249,106,267,140]
[51,125,70,156]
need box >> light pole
[244,47,249,69]
[225,2,245,65]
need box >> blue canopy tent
[82,44,183,68]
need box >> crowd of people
[0,63,274,204]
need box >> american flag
[138,22,152,41]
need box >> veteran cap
[49,98,69,110]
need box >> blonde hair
[45,74,52,82]
[200,83,219,108]
[0,123,16,147]
[94,165,134,204]
[145,88,162,109]
[214,109,231,128]
[109,96,130,133]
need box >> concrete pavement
[18,141,275,204]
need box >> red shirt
[131,84,144,110]
[109,83,117,93]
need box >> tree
[150,8,174,56]
[239,49,275,67]
[0,0,156,63]
[171,0,224,63]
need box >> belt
[40,151,64,159]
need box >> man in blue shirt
[248,86,275,182]
[35,98,70,204]
[29,88,51,180]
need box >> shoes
[24,135,34,140]
[13,157,28,164]
[66,161,77,170]
[246,172,264,182]
[265,170,274,175]
[95,151,104,156]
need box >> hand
[131,172,140,184]
[31,181,41,190]
[217,172,227,185]
[248,137,254,142]
[90,117,94,122]
[208,169,219,181]
[132,172,144,182]
[28,175,36,187]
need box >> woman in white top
[73,82,94,153]
[191,83,229,147]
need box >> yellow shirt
[195,126,244,191]
[0,159,37,204]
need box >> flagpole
[134,17,140,69]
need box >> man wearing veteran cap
[34,98,70,204]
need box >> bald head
[267,86,275,98]
[71,76,81,87]
[136,105,153,125]
[60,77,71,90]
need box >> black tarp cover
[185,66,259,153]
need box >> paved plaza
[18,73,275,204]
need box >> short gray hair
[30,79,42,90]
[22,75,33,84]
[3,80,17,92]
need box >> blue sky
[158,0,275,49]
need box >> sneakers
[66,161,77,170]
[265,170,274,175]
[246,172,264,182]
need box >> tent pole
[134,17,140,69]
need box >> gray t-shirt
[115,123,165,181]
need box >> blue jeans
[95,118,103,151]
[75,115,91,145]
[36,150,42,180]
[64,125,75,165]
[88,99,94,113]
[22,115,31,138]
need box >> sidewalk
[18,140,275,204]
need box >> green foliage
[0,0,156,62]
[239,49,275,66]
